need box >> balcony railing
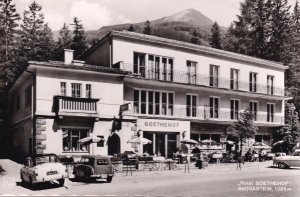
[124,102,284,124]
[116,62,284,96]
[53,96,99,114]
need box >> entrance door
[144,132,179,158]
[156,134,165,157]
[107,133,120,156]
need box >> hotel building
[8,31,287,158]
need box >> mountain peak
[156,8,214,27]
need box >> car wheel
[106,176,113,183]
[29,177,35,190]
[74,174,79,181]
[20,174,25,183]
[278,162,287,169]
[84,173,90,183]
[58,178,65,186]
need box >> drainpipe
[25,68,36,160]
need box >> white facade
[84,31,287,156]
[8,60,131,158]
[9,31,288,159]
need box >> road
[1,160,299,196]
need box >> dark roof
[29,60,129,75]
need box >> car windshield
[35,155,58,165]
[97,159,109,165]
[81,158,94,166]
[293,151,300,156]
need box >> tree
[190,30,200,44]
[55,23,72,61]
[128,24,135,32]
[265,0,291,63]
[37,23,55,61]
[19,1,45,64]
[223,0,269,59]
[0,0,20,83]
[274,103,300,154]
[210,22,222,49]
[289,0,300,56]
[143,20,151,35]
[226,108,258,156]
[71,17,86,58]
[223,0,292,63]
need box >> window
[71,83,81,98]
[168,92,174,115]
[162,58,168,81]
[255,135,271,143]
[210,65,219,87]
[267,75,274,95]
[134,90,139,114]
[62,129,89,152]
[86,84,92,98]
[230,99,239,120]
[148,55,173,81]
[25,86,32,106]
[249,101,258,121]
[162,92,167,115]
[148,91,154,115]
[168,59,174,81]
[148,55,155,79]
[60,82,66,96]
[230,69,239,90]
[267,103,274,122]
[186,94,197,117]
[133,52,146,77]
[187,61,197,84]
[210,97,219,118]
[133,90,174,116]
[16,95,20,111]
[141,90,146,114]
[155,92,160,115]
[155,56,160,80]
[97,136,105,147]
[249,72,257,92]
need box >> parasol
[127,137,152,144]
[180,139,199,144]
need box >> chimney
[64,49,74,65]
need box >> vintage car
[20,154,67,188]
[73,155,114,183]
[273,150,300,169]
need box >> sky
[14,0,297,31]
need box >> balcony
[53,96,99,118]
[116,62,284,96]
[123,102,284,125]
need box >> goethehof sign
[137,119,190,132]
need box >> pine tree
[71,17,86,58]
[37,23,55,61]
[290,0,300,55]
[128,24,135,32]
[210,22,222,49]
[265,0,291,63]
[143,20,151,35]
[223,0,269,58]
[0,0,20,83]
[55,23,72,61]
[190,30,200,44]
[19,1,45,64]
